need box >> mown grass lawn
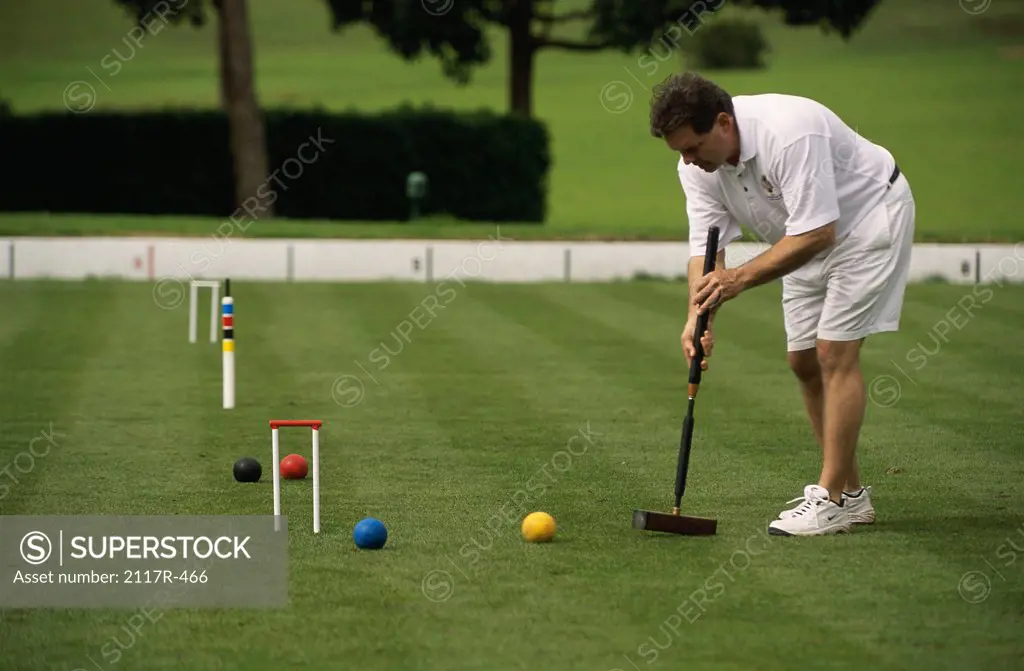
[0,279,1021,670]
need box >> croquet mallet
[632,224,720,536]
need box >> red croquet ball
[280,453,308,479]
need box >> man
[650,71,916,537]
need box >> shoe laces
[786,497,818,517]
[786,486,833,516]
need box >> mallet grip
[688,226,720,388]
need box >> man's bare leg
[787,347,862,494]
[814,339,866,502]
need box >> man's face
[664,113,736,173]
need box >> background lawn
[1,0,1023,241]
[0,280,1022,670]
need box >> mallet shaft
[672,225,720,512]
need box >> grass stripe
[0,282,116,514]
[477,285,900,666]
[1,281,1022,670]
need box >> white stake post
[272,426,281,532]
[312,427,320,534]
[188,280,221,344]
[210,282,219,343]
[188,282,198,343]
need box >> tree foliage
[322,0,495,85]
[111,0,210,27]
[322,0,882,115]
[588,0,882,50]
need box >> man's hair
[649,71,734,138]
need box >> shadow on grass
[857,514,1024,535]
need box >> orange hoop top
[269,420,323,429]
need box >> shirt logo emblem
[760,175,783,200]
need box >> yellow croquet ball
[521,512,556,543]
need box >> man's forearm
[688,251,726,322]
[734,224,835,291]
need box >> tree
[323,0,882,118]
[111,0,274,218]
[587,0,881,51]
[322,0,595,118]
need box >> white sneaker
[778,485,875,525]
[768,484,852,536]
[842,486,875,524]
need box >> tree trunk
[218,0,273,218]
[508,0,536,117]
[216,1,231,109]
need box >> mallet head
[632,509,718,536]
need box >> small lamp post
[406,171,428,221]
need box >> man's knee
[787,349,820,384]
[816,340,862,377]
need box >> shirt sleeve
[678,162,744,259]
[773,134,841,236]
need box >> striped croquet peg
[222,279,235,409]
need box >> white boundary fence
[1,237,1022,285]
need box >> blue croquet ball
[353,517,388,550]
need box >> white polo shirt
[679,93,898,259]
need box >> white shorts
[782,172,916,352]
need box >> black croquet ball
[233,457,262,483]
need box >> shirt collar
[736,111,757,163]
[719,111,756,175]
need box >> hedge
[0,106,551,223]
